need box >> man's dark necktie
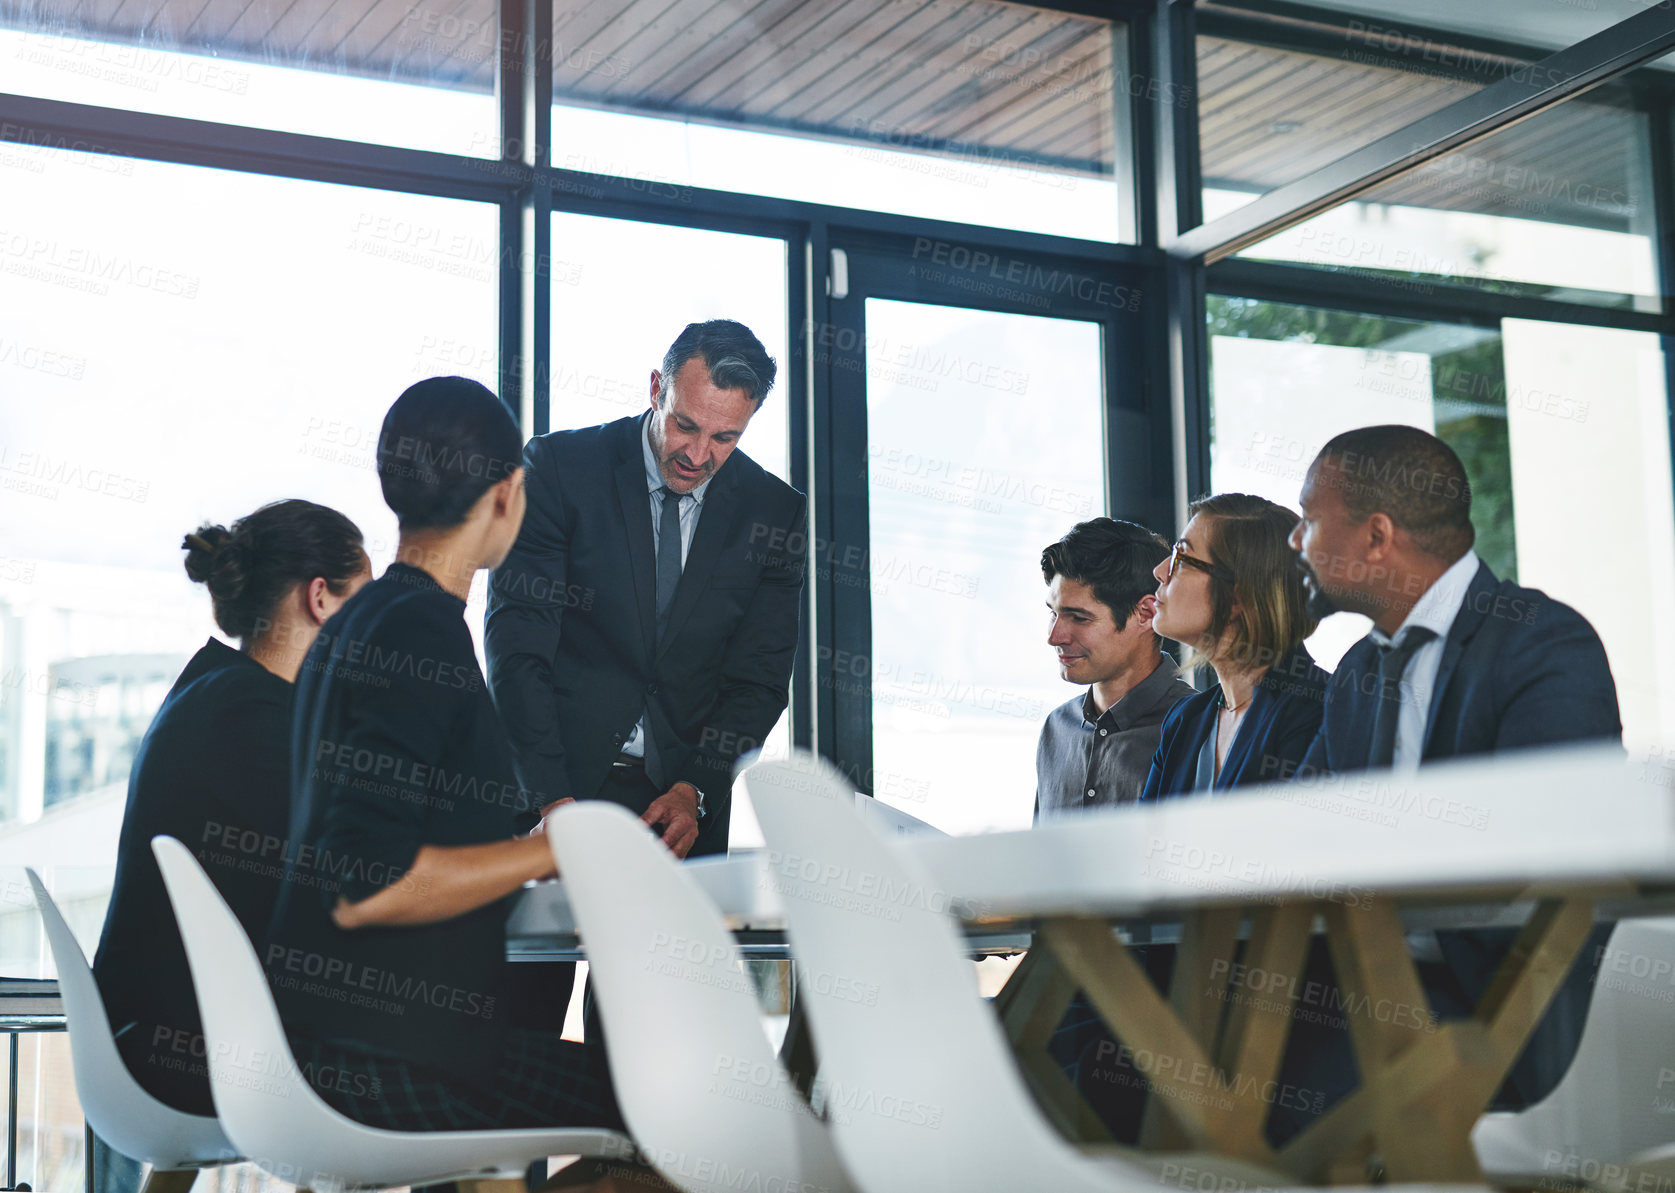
[1366,626,1438,768]
[655,485,684,635]
[646,485,684,789]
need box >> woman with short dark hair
[267,376,626,1138]
[1140,493,1328,800]
[94,498,370,1116]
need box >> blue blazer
[1298,559,1621,775]
[1139,644,1329,803]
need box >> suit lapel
[1421,560,1495,758]
[612,416,657,663]
[656,464,742,663]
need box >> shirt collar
[1370,549,1479,648]
[642,413,714,505]
[1081,653,1179,731]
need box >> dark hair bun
[181,501,365,641]
[181,524,253,610]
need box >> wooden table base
[995,895,1597,1185]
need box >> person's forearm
[332,834,554,929]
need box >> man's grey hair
[658,319,777,407]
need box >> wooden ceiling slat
[253,0,358,60]
[386,0,496,84]
[854,6,1043,134]
[767,0,954,123]
[559,0,687,92]
[552,0,653,66]
[1197,36,1638,229]
[579,0,737,99]
[979,77,1111,164]
[738,0,950,122]
[916,17,1105,142]
[701,0,899,115]
[332,0,455,70]
[1201,43,1475,190]
[668,0,861,109]
[793,1,1000,128]
[181,0,258,44]
[589,0,806,105]
[1210,77,1458,179]
[934,32,1109,155]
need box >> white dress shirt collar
[1369,548,1480,649]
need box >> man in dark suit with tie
[1289,423,1619,780]
[485,319,806,860]
[1277,423,1620,1136]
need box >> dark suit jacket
[1138,644,1328,802]
[1295,558,1622,1110]
[1299,559,1620,775]
[485,413,806,855]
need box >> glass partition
[1208,295,1675,756]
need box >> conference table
[507,743,1675,1187]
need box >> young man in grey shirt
[1036,517,1197,820]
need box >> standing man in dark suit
[1284,423,1620,1125]
[486,319,806,862]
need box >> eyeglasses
[1166,542,1235,584]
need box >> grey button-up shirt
[1034,655,1197,821]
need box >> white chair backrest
[744,755,1138,1193]
[549,801,852,1193]
[149,835,383,1185]
[27,869,238,1169]
[152,835,637,1191]
[1476,916,1675,1183]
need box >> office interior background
[2,0,1674,1183]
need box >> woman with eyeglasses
[1139,493,1329,800]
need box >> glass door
[818,235,1157,833]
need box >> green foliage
[1206,295,1518,581]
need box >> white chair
[149,835,635,1193]
[25,868,241,1193]
[742,754,1168,1193]
[547,800,855,1193]
[1473,916,1675,1191]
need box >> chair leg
[137,1169,200,1193]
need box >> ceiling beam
[1169,1,1675,264]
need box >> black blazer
[1298,559,1621,775]
[271,563,527,1088]
[94,638,292,1116]
[1138,644,1329,802]
[485,414,806,853]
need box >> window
[0,137,497,947]
[1208,295,1675,755]
[1,0,498,153]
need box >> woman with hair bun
[93,499,370,1117]
[1141,493,1329,800]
